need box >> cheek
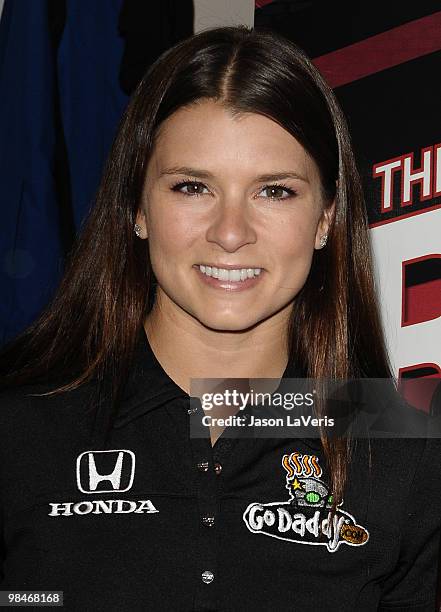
[148,207,196,254]
[272,218,317,281]
[274,214,317,257]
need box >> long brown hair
[0,26,393,507]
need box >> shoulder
[347,434,441,509]
[353,435,439,476]
[0,385,38,423]
[0,380,98,434]
[375,436,441,607]
[366,436,441,522]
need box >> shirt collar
[113,326,313,440]
[113,327,188,428]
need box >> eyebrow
[158,166,309,183]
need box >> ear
[135,209,148,240]
[314,199,335,250]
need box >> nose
[205,197,257,252]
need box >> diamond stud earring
[319,234,328,248]
[134,223,142,238]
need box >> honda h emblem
[76,449,136,494]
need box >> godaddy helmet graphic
[289,476,334,508]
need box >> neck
[143,291,291,395]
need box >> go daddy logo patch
[243,451,369,553]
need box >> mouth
[193,264,264,291]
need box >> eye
[257,184,296,201]
[171,180,210,197]
[170,180,296,200]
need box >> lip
[193,264,264,270]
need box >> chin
[196,312,262,333]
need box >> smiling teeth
[199,265,261,281]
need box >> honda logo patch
[76,449,136,494]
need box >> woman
[0,26,439,611]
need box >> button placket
[187,401,219,609]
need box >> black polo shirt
[0,328,440,611]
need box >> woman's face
[137,99,334,332]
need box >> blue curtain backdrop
[0,0,128,345]
[57,0,129,231]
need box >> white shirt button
[202,516,215,527]
[202,570,214,584]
